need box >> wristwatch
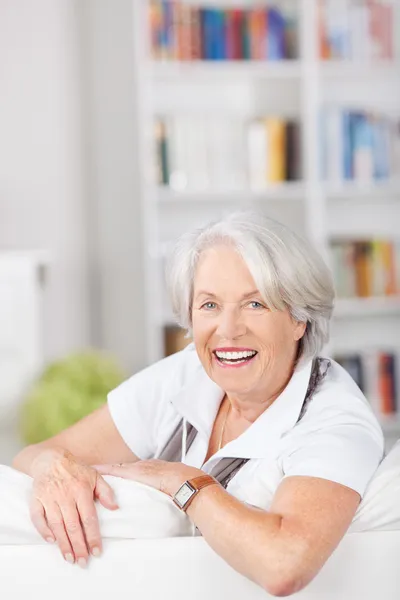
[172,475,218,512]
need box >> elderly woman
[13,212,384,596]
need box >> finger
[76,493,103,558]
[29,498,55,544]
[94,475,119,510]
[44,502,75,564]
[58,501,91,567]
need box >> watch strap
[174,475,218,512]
[188,475,218,493]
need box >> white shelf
[149,59,303,81]
[334,296,400,318]
[321,60,400,80]
[156,183,305,203]
[325,180,400,200]
[134,0,400,405]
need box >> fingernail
[46,537,55,544]
[77,557,87,569]
[64,553,74,564]
[91,546,101,557]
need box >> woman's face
[192,244,306,400]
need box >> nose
[216,305,246,340]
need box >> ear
[293,320,307,342]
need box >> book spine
[225,9,235,60]
[149,0,161,59]
[342,110,354,181]
[267,8,285,60]
[395,240,400,295]
[283,2,298,59]
[155,119,169,185]
[215,9,226,61]
[190,6,202,60]
[285,121,301,181]
[354,241,372,297]
[161,0,173,60]
[379,353,396,415]
[233,9,244,60]
[381,241,397,295]
[353,112,374,183]
[247,119,268,189]
[201,8,211,60]
[371,240,385,296]
[241,10,251,60]
[265,118,286,183]
[318,0,331,59]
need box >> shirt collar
[170,353,313,464]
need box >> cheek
[256,314,296,348]
[192,314,212,346]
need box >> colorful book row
[335,351,398,416]
[318,0,396,61]
[148,1,298,61]
[331,239,400,298]
[321,108,400,184]
[154,116,301,191]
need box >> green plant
[19,350,125,444]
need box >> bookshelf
[132,0,400,444]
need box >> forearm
[186,485,303,596]
[12,444,68,476]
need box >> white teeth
[215,350,257,360]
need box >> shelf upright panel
[299,0,329,262]
[133,1,165,364]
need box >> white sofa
[1,531,399,600]
[2,439,399,599]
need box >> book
[155,115,301,191]
[319,0,395,61]
[148,1,299,61]
[334,350,399,417]
[285,121,301,181]
[330,239,400,298]
[321,107,399,184]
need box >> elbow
[260,560,311,597]
[263,576,302,598]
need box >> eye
[248,301,265,309]
[201,302,217,310]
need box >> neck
[225,359,296,424]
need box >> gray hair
[166,212,335,364]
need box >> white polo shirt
[108,344,384,510]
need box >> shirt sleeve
[107,352,183,460]
[281,414,385,498]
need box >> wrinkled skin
[30,449,118,567]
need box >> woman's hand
[94,459,202,498]
[30,448,119,567]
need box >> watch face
[174,482,196,509]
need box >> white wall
[78,0,147,373]
[0,0,90,361]
[0,0,147,373]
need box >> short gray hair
[166,212,335,363]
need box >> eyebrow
[194,289,261,300]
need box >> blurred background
[0,0,399,464]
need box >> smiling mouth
[213,350,258,365]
